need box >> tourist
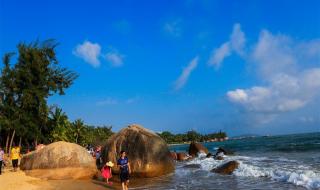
[117,151,131,190]
[10,144,21,172]
[95,146,102,169]
[101,161,114,185]
[0,146,4,175]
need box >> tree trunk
[19,136,22,148]
[5,132,10,154]
[34,138,38,148]
[9,129,15,155]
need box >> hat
[106,161,114,167]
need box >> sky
[1,0,320,136]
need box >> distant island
[157,130,228,144]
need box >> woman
[117,151,131,190]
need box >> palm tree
[72,119,86,144]
[48,107,70,142]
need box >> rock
[20,141,97,180]
[177,152,190,161]
[216,147,234,155]
[170,152,177,160]
[206,153,213,158]
[183,164,201,169]
[102,124,175,178]
[211,161,239,175]
[188,142,209,157]
[215,156,224,160]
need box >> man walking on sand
[0,147,4,175]
[117,151,131,190]
[10,144,21,172]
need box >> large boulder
[188,142,209,157]
[20,141,97,180]
[211,161,239,175]
[102,124,175,177]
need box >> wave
[182,155,320,189]
[234,161,320,189]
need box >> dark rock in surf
[177,152,190,161]
[211,161,239,175]
[170,152,178,160]
[215,156,224,160]
[188,142,209,157]
[183,164,201,169]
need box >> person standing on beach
[0,147,4,175]
[95,146,102,169]
[10,144,21,172]
[101,161,114,185]
[117,151,131,190]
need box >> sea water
[132,132,320,190]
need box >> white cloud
[174,56,199,90]
[227,28,320,115]
[74,41,101,67]
[96,98,118,106]
[208,42,231,68]
[208,23,246,68]
[230,23,246,55]
[164,20,182,37]
[105,52,124,67]
[227,89,248,103]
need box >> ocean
[131,132,320,190]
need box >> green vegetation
[0,40,113,153]
[158,130,227,144]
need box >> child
[101,161,114,185]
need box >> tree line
[158,130,227,144]
[0,40,113,154]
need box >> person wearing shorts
[117,151,131,190]
[10,145,20,172]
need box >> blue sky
[1,0,320,136]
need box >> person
[95,146,102,169]
[0,147,4,175]
[10,144,21,172]
[117,151,131,190]
[101,161,114,185]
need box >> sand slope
[0,169,121,190]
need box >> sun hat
[106,161,114,167]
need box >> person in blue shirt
[117,150,131,190]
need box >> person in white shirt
[0,147,4,175]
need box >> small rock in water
[170,152,178,160]
[215,156,224,160]
[211,161,239,175]
[206,153,213,158]
[183,164,201,169]
[188,142,209,157]
[177,152,190,161]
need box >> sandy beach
[0,168,122,190]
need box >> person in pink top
[101,161,114,185]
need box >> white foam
[183,155,320,189]
[234,161,320,189]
